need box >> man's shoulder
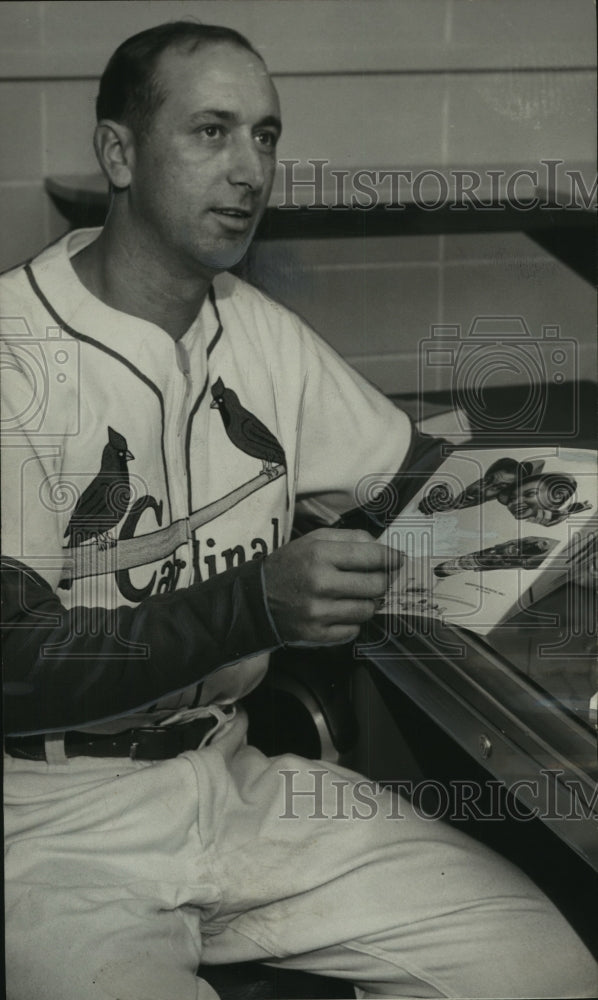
[0,232,71,302]
[0,257,32,291]
[214,271,311,338]
[0,235,78,350]
[0,257,37,321]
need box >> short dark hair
[96,21,262,136]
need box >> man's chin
[200,232,256,271]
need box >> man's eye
[255,131,277,149]
[199,125,225,140]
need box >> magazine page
[378,447,597,635]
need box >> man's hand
[263,528,397,645]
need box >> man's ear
[93,119,135,189]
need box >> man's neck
[71,217,215,341]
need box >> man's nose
[227,133,267,192]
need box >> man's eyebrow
[256,115,282,135]
[189,109,236,124]
[189,110,282,134]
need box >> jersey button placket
[170,341,193,587]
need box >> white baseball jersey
[1,228,412,734]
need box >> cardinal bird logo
[63,426,134,551]
[210,377,287,478]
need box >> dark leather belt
[4,716,217,762]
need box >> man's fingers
[319,598,378,625]
[307,528,403,574]
[314,528,375,545]
[322,623,362,644]
[295,600,378,643]
[326,539,400,573]
[325,569,388,600]
[263,530,403,645]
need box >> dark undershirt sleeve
[1,557,281,735]
[334,428,452,536]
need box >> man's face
[485,468,517,499]
[126,42,281,275]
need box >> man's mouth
[211,207,253,219]
[210,207,255,234]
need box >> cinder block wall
[1,0,595,394]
